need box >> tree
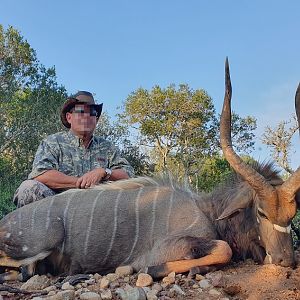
[261,114,298,174]
[0,25,38,163]
[4,67,67,174]
[95,113,153,176]
[121,84,217,172]
[120,84,257,180]
[0,25,37,95]
[0,26,67,214]
[194,156,231,192]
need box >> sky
[1,0,300,168]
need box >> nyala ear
[217,208,245,220]
[216,184,253,221]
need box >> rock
[93,273,101,280]
[151,283,162,293]
[46,290,75,300]
[75,290,81,297]
[62,282,75,290]
[105,273,119,282]
[146,290,158,300]
[21,275,51,290]
[198,279,211,289]
[80,292,101,300]
[116,287,147,300]
[126,287,147,300]
[85,279,96,285]
[192,284,199,289]
[167,272,176,280]
[59,290,76,300]
[99,277,110,289]
[167,289,176,298]
[162,277,175,285]
[109,281,120,289]
[115,288,127,299]
[195,274,205,281]
[48,291,56,296]
[206,271,224,287]
[223,285,241,296]
[115,265,134,276]
[100,289,112,300]
[44,285,57,293]
[209,288,221,296]
[169,284,185,296]
[211,274,224,287]
[159,291,168,297]
[162,272,176,285]
[142,287,151,294]
[123,283,134,291]
[76,289,91,297]
[136,273,153,287]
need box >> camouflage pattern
[28,131,134,179]
[13,180,56,208]
[13,131,134,207]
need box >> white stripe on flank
[184,195,200,230]
[66,195,79,253]
[122,188,143,264]
[273,224,291,234]
[60,196,73,254]
[63,197,73,228]
[166,190,174,235]
[146,177,159,186]
[149,187,160,243]
[17,209,22,230]
[83,191,103,256]
[102,190,122,264]
[185,214,200,230]
[46,197,56,230]
[31,200,42,231]
[67,193,79,233]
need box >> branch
[0,284,48,296]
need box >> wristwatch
[103,168,112,181]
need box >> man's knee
[13,180,55,208]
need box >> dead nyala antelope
[0,59,299,282]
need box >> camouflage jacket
[28,131,134,179]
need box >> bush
[0,158,20,217]
[0,187,16,218]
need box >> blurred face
[66,104,98,136]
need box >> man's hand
[76,168,106,189]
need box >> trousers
[13,180,56,208]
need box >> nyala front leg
[144,236,232,278]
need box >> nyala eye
[257,209,268,219]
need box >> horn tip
[225,57,229,70]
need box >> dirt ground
[183,249,300,300]
[212,260,300,300]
